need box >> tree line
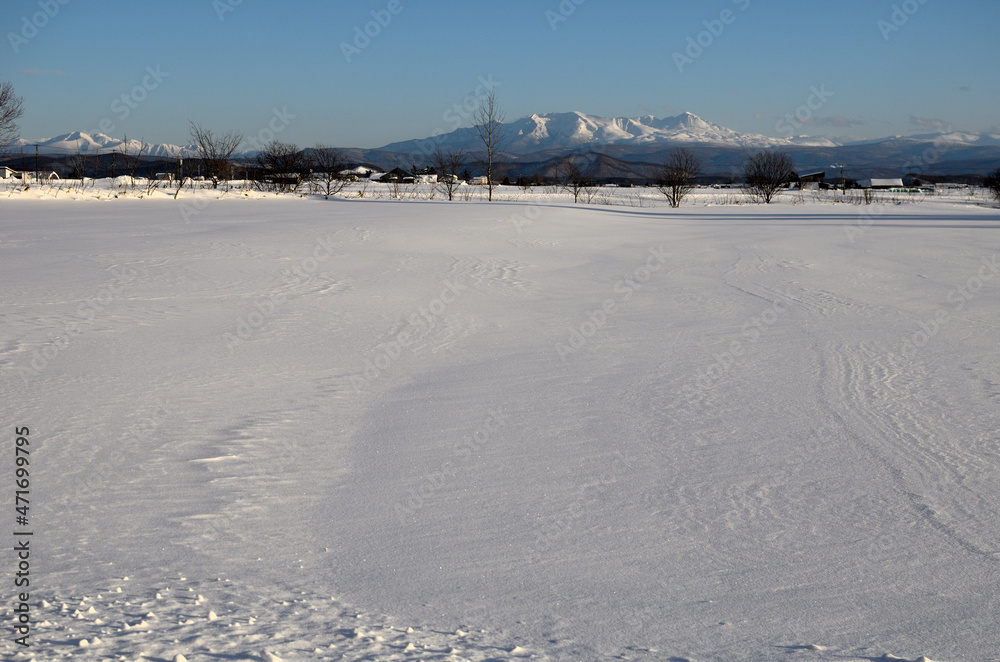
[188,123,353,196]
[4,79,1000,205]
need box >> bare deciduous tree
[985,168,1000,204]
[0,81,24,154]
[254,140,308,192]
[472,88,506,202]
[188,121,244,188]
[560,157,593,204]
[311,144,351,197]
[117,135,148,186]
[653,147,702,208]
[743,150,795,204]
[69,143,90,182]
[432,147,465,201]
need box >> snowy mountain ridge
[8,131,201,158]
[380,110,841,154]
[12,111,1000,159]
[507,110,841,150]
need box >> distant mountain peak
[14,112,999,170]
[11,133,202,158]
[379,110,800,154]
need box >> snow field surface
[2,182,999,661]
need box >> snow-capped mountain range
[11,111,1000,158]
[380,111,1000,154]
[8,131,201,158]
[381,111,841,154]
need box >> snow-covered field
[2,181,999,661]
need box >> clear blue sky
[3,0,998,148]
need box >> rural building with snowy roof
[858,178,904,189]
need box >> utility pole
[34,144,38,183]
[831,163,845,194]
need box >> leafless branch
[188,121,244,188]
[653,147,701,208]
[432,147,465,201]
[472,89,506,202]
[0,81,25,154]
[743,150,795,204]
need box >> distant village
[0,159,983,193]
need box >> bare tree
[188,121,244,188]
[432,147,465,201]
[0,81,24,154]
[653,147,701,208]
[985,167,1000,204]
[69,143,91,187]
[560,157,593,203]
[117,135,148,186]
[311,144,351,197]
[472,88,506,202]
[743,150,795,204]
[253,140,308,192]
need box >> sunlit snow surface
[2,182,999,661]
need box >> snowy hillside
[381,110,816,154]
[507,111,842,151]
[13,114,997,169]
[70,108,826,154]
[2,180,999,661]
[375,115,1000,155]
[845,130,1000,148]
[8,132,200,158]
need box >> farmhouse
[379,167,414,183]
[1,167,59,181]
[340,166,377,179]
[796,171,826,190]
[858,178,904,189]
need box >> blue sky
[3,0,998,148]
